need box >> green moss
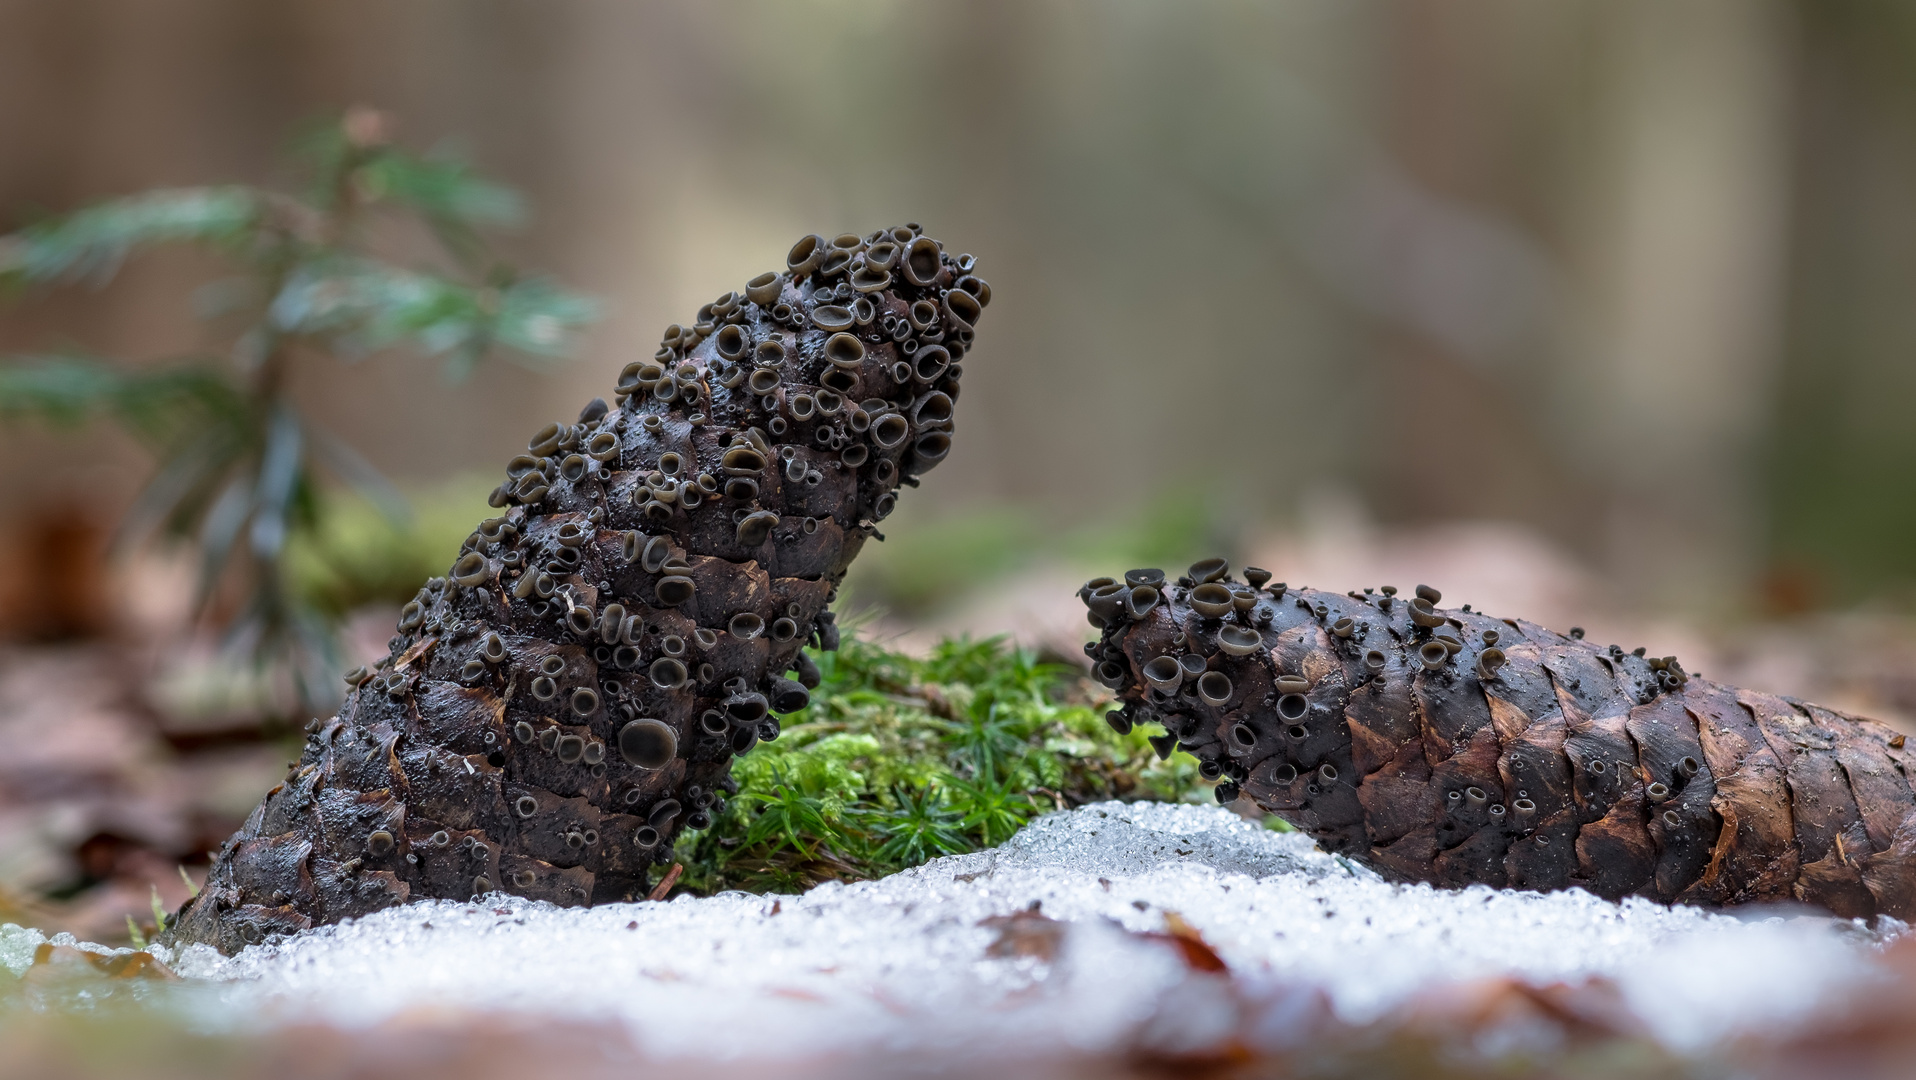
[673,633,1210,894]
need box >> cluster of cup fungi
[1085,562,1916,919]
[166,226,986,952]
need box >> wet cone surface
[169,227,986,952]
[1084,565,1916,919]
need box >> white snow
[5,801,1895,1060]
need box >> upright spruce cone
[1084,564,1916,919]
[167,226,986,952]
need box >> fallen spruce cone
[166,226,985,952]
[1083,564,1916,919]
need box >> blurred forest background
[6,0,1916,938]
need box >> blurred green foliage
[675,633,1208,895]
[842,486,1229,618]
[282,474,497,618]
[0,108,595,709]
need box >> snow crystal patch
[101,803,1902,1057]
[0,924,136,975]
[989,799,1364,881]
[0,923,47,976]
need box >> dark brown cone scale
[1084,565,1916,920]
[166,226,987,953]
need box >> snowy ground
[1,801,1899,1068]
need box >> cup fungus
[1142,656,1183,694]
[1079,558,1916,921]
[1196,670,1233,707]
[166,224,985,953]
[1189,583,1234,619]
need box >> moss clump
[673,633,1205,894]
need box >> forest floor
[8,515,1916,1076]
[8,522,1916,946]
[4,801,1915,1080]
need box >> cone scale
[1085,567,1916,919]
[167,227,986,952]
